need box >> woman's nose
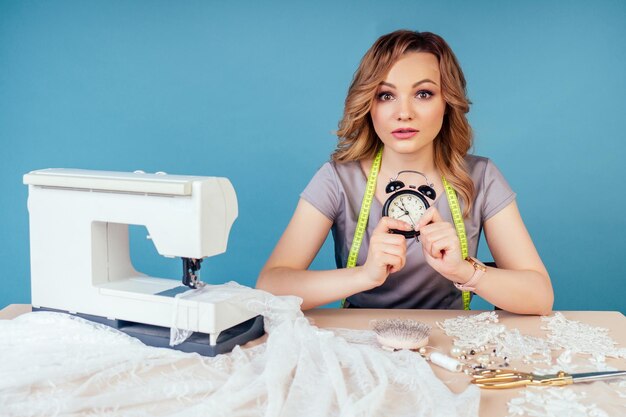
[397,111,413,121]
[395,99,414,121]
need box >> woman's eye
[377,92,394,101]
[416,90,433,99]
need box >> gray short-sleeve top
[300,155,516,309]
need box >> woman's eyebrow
[380,79,439,89]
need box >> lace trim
[0,284,480,417]
[437,312,551,364]
[507,381,626,417]
[437,311,626,416]
[507,388,606,417]
[437,311,505,349]
[542,312,626,363]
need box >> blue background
[1,0,625,313]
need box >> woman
[256,30,553,314]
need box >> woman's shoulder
[318,159,362,180]
[306,160,361,190]
[464,154,516,217]
[463,154,503,183]
[326,159,361,171]
[309,160,366,199]
[464,153,490,171]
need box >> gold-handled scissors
[471,369,626,389]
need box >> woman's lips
[391,128,419,139]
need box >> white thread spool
[429,351,462,372]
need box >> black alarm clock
[381,170,436,239]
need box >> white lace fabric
[542,313,626,363]
[437,311,505,350]
[507,382,626,417]
[0,284,480,417]
[437,311,552,364]
[438,311,626,416]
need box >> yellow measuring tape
[346,148,383,269]
[343,147,471,310]
[341,148,382,308]
[442,177,471,310]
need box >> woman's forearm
[472,267,553,315]
[257,266,376,310]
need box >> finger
[374,216,413,234]
[371,233,407,247]
[371,242,406,259]
[372,252,405,273]
[383,253,406,274]
[416,207,444,230]
[371,237,407,259]
[388,263,404,274]
[420,224,457,243]
[421,235,437,259]
[431,234,463,261]
[429,238,455,259]
[421,237,443,259]
[419,221,452,236]
[420,227,455,258]
[371,237,407,262]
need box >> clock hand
[397,199,411,215]
[396,198,419,230]
[404,214,416,228]
[395,210,416,230]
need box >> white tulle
[0,283,480,417]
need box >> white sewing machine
[23,168,264,355]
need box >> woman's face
[370,52,446,158]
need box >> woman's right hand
[361,217,412,287]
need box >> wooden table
[3,305,626,416]
[306,308,626,416]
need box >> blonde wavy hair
[333,30,475,217]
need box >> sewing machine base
[33,307,265,356]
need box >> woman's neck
[379,148,437,179]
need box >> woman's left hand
[416,207,466,281]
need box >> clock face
[383,190,430,237]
